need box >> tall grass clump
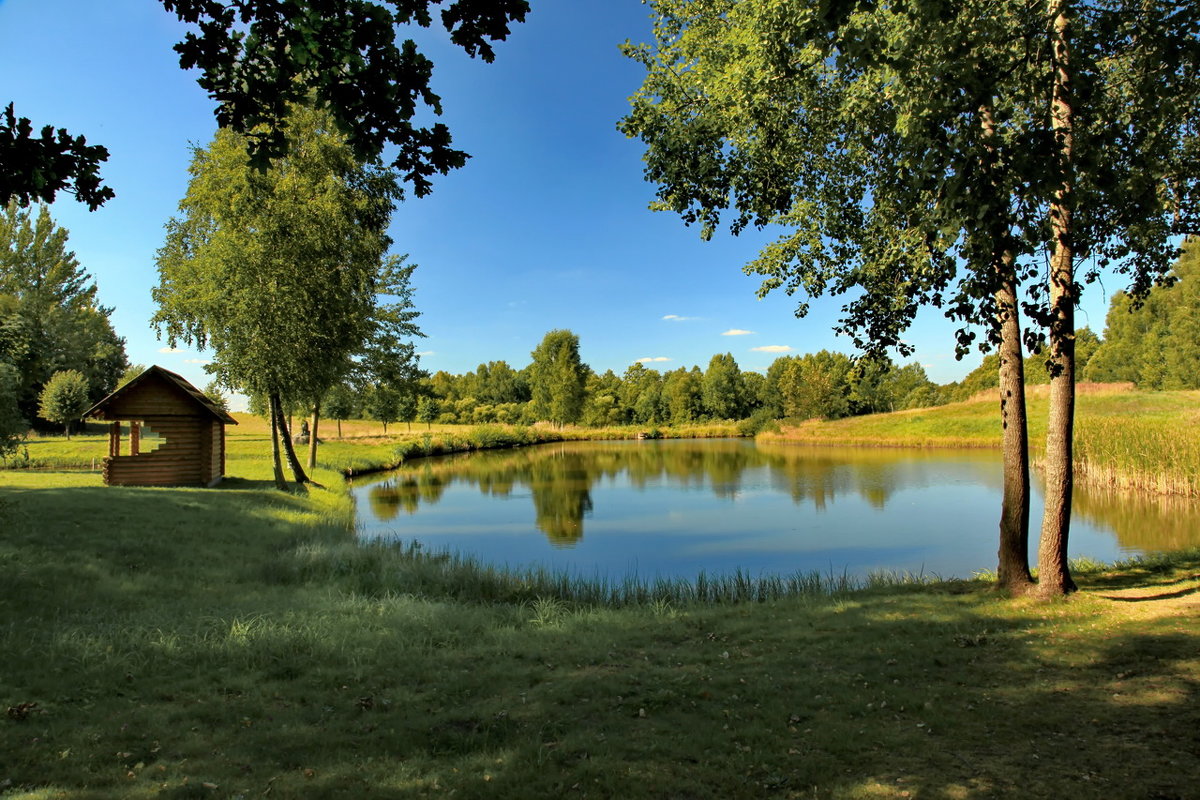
[266,539,948,608]
[1074,415,1200,496]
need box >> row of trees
[314,327,950,432]
[0,202,128,453]
[1084,239,1200,389]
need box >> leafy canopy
[152,103,402,407]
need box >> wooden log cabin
[83,365,238,487]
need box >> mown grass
[764,386,1200,496]
[2,461,1198,799]
[2,411,1200,797]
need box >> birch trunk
[269,393,288,491]
[307,399,321,471]
[272,392,310,485]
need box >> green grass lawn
[2,409,1199,798]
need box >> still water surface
[351,439,1200,581]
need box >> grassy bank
[2,461,1199,798]
[761,386,1200,496]
[3,417,742,476]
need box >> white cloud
[417,350,436,357]
[637,356,672,363]
[721,329,756,336]
[157,346,182,354]
[184,358,209,364]
[751,345,793,353]
[662,314,699,322]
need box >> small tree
[366,384,401,434]
[118,364,147,389]
[416,395,438,430]
[37,369,89,438]
[702,353,745,420]
[324,383,356,438]
[202,379,230,413]
[528,330,587,428]
[397,393,417,432]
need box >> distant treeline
[285,241,1200,433]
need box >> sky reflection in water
[351,439,1200,581]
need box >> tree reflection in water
[357,440,1200,559]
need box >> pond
[350,439,1200,581]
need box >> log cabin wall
[105,416,206,486]
[88,365,236,488]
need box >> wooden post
[130,421,141,456]
[109,421,120,458]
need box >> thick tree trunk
[268,393,288,491]
[980,103,1034,593]
[307,399,321,471]
[1038,0,1078,597]
[272,392,310,484]
[995,266,1034,592]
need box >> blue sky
[0,0,1121,402]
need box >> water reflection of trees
[360,440,1006,547]
[1071,485,1200,552]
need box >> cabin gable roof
[84,365,238,425]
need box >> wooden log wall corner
[83,366,238,488]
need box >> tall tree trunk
[1038,0,1078,596]
[268,392,288,491]
[337,418,342,438]
[980,102,1034,593]
[272,392,310,484]
[307,399,321,470]
[995,264,1035,592]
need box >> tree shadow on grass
[3,504,1198,800]
[7,581,1198,799]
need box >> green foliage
[528,329,587,427]
[621,1,1197,357]
[160,0,529,195]
[0,201,127,424]
[0,362,26,456]
[117,363,146,388]
[1086,243,1200,389]
[702,352,744,420]
[2,3,530,209]
[0,103,113,209]
[416,395,439,429]
[36,368,89,437]
[770,351,854,421]
[365,383,402,433]
[202,379,230,413]
[324,382,357,424]
[664,366,705,424]
[153,104,399,411]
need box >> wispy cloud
[184,358,209,364]
[157,346,182,354]
[637,356,672,363]
[417,350,436,357]
[721,329,756,336]
[751,345,793,353]
[662,314,699,322]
